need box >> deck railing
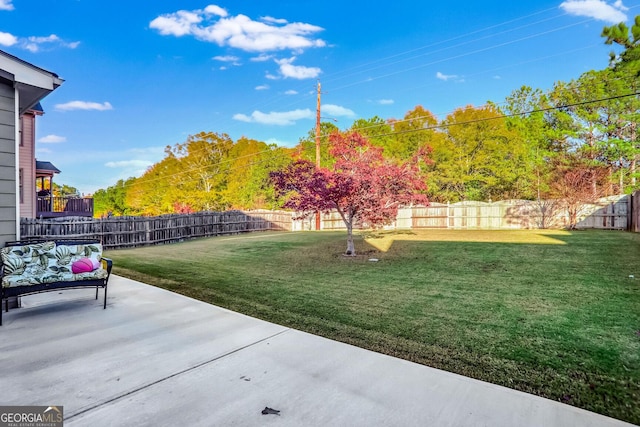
[36,196,94,218]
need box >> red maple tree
[271,131,430,255]
[549,157,608,229]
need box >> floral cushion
[1,242,107,288]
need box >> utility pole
[315,80,321,169]
[315,80,321,231]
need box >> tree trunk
[345,221,355,256]
[619,160,624,193]
[632,122,638,187]
[568,205,578,230]
[335,207,356,256]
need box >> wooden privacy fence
[20,210,292,249]
[20,196,632,249]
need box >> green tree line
[94,18,639,217]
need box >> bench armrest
[101,257,113,276]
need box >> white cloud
[128,146,166,155]
[150,5,326,53]
[233,108,313,125]
[29,34,60,43]
[55,101,113,112]
[21,34,80,52]
[38,134,67,143]
[204,5,228,17]
[265,72,279,80]
[97,146,165,186]
[255,84,270,90]
[436,71,458,81]
[233,113,252,122]
[276,57,321,79]
[0,0,14,11]
[560,0,628,23]
[251,53,274,62]
[265,137,295,147]
[285,89,298,95]
[101,147,165,179]
[613,0,629,10]
[323,104,355,117]
[213,55,239,62]
[149,10,202,37]
[261,16,288,25]
[105,160,153,169]
[376,99,394,105]
[213,55,240,66]
[0,31,17,46]
[104,159,154,179]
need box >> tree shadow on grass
[356,231,640,424]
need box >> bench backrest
[1,241,104,288]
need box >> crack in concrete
[64,327,291,422]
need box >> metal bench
[1,239,112,325]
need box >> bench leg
[103,285,108,309]
[1,295,6,326]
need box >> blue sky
[1,0,638,194]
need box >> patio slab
[0,275,635,426]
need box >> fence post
[18,198,638,247]
[632,192,635,232]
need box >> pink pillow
[72,258,100,274]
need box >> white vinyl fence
[293,195,630,231]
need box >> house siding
[0,108,13,125]
[0,160,15,177]
[0,81,16,246]
[0,123,13,140]
[19,112,35,218]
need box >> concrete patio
[1,275,635,426]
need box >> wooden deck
[36,196,94,218]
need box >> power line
[371,91,640,139]
[316,72,640,138]
[330,18,595,92]
[103,6,640,194]
[142,7,636,165]
[121,90,640,194]
[326,6,562,80]
[222,6,597,120]
[197,40,618,158]
[322,12,571,85]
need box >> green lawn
[106,229,640,424]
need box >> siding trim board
[14,87,19,240]
[0,49,63,246]
[0,81,15,246]
[0,50,64,114]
